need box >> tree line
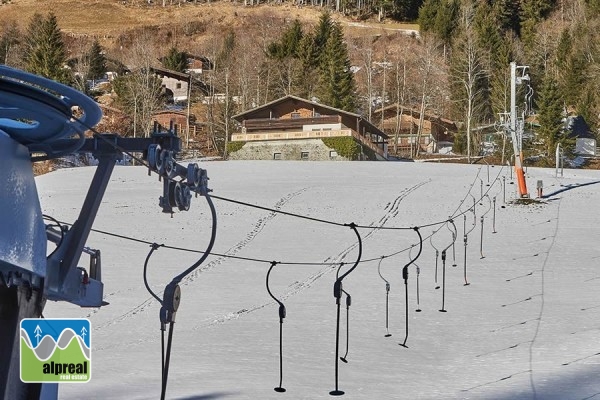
[2,1,600,162]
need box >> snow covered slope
[37,161,600,400]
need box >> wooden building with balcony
[372,104,457,156]
[229,95,388,161]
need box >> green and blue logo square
[20,318,91,383]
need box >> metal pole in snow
[492,197,497,234]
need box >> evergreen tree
[536,75,565,155]
[418,0,440,33]
[24,13,70,84]
[577,87,597,133]
[69,39,107,93]
[474,1,512,120]
[586,0,600,17]
[418,0,459,45]
[392,0,424,21]
[266,20,303,62]
[266,21,305,97]
[520,0,556,49]
[162,46,189,73]
[317,21,356,112]
[280,19,303,59]
[434,0,459,44]
[87,40,107,80]
[562,50,587,109]
[313,11,333,66]
[555,29,572,74]
[488,34,513,117]
[296,32,319,98]
[492,0,521,36]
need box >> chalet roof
[150,66,190,81]
[373,103,457,131]
[233,95,389,138]
[153,109,188,117]
[149,66,211,95]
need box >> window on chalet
[301,151,309,160]
[291,112,301,119]
[176,83,182,89]
[273,152,282,160]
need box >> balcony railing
[242,116,341,130]
[231,129,353,142]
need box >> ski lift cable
[66,119,489,233]
[71,96,508,234]
[427,165,490,242]
[49,212,454,268]
[43,159,503,268]
[69,117,503,233]
[438,170,494,235]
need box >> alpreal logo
[20,318,91,383]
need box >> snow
[36,161,600,400]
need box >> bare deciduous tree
[119,31,164,138]
[451,2,488,162]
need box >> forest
[1,0,600,163]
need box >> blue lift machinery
[0,66,209,399]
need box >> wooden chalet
[150,66,191,102]
[230,95,389,161]
[151,110,213,153]
[150,66,211,102]
[372,104,457,156]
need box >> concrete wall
[160,76,189,101]
[228,139,349,161]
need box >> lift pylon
[509,61,530,198]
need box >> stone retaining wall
[228,139,349,161]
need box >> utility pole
[186,73,192,149]
[510,61,530,198]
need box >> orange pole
[515,166,528,198]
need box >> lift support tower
[510,61,530,198]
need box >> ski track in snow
[461,181,577,396]
[194,179,432,330]
[93,188,308,329]
[527,195,561,399]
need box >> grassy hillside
[0,0,418,47]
